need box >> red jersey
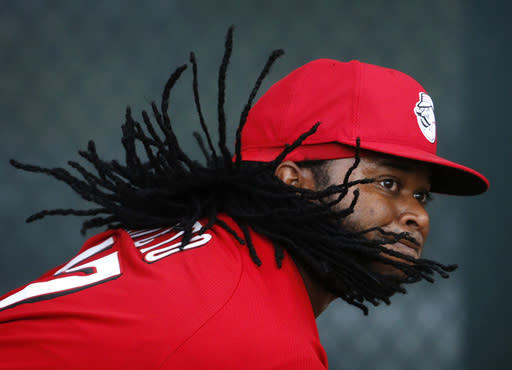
[0,216,328,369]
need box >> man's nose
[397,197,430,232]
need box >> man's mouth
[389,241,420,259]
[383,235,423,259]
[356,227,423,260]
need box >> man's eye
[379,179,399,192]
[414,192,432,204]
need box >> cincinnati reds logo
[414,92,436,143]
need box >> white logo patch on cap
[414,92,436,143]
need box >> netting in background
[0,1,470,369]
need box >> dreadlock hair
[10,27,456,315]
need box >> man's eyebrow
[375,158,420,173]
[374,158,433,185]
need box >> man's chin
[369,261,409,279]
[368,251,419,279]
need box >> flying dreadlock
[10,27,456,314]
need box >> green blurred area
[0,1,509,369]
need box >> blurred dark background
[0,1,509,369]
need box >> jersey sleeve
[0,223,244,369]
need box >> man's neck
[293,261,337,318]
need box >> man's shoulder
[0,221,246,368]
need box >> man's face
[321,152,432,274]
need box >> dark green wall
[464,1,511,369]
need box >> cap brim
[356,141,489,196]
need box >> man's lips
[359,228,424,260]
[380,236,422,259]
[390,241,420,259]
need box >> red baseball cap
[240,59,489,195]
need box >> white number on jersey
[0,237,121,311]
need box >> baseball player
[0,28,488,369]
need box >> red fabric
[240,59,488,195]
[0,217,327,370]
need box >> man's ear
[274,161,317,190]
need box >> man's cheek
[343,209,377,232]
